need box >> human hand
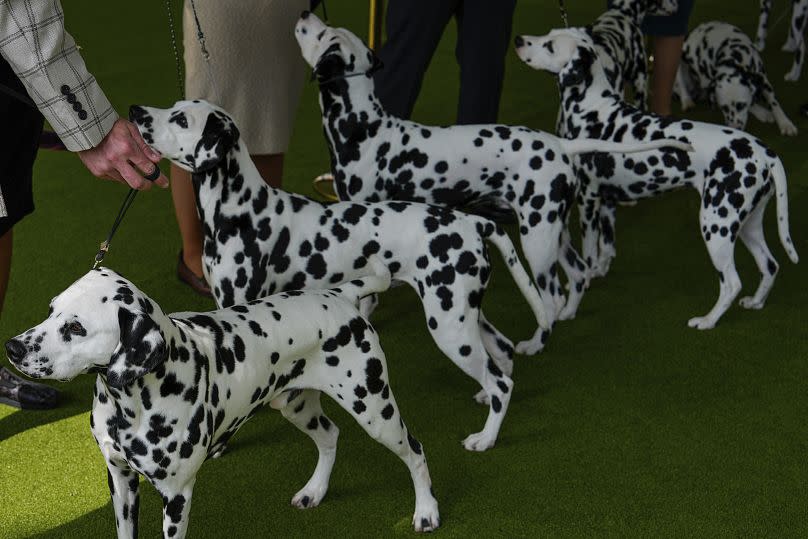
[78,118,168,189]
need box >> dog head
[129,100,240,173]
[5,269,169,389]
[714,65,755,129]
[295,10,382,85]
[514,28,599,89]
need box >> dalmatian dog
[515,28,799,329]
[756,0,808,81]
[4,266,441,537]
[581,0,678,113]
[294,10,692,326]
[675,21,798,135]
[131,100,552,452]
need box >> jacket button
[73,102,82,112]
[66,93,76,104]
[60,85,70,95]
[78,110,88,120]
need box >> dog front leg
[578,194,601,280]
[597,200,618,277]
[159,483,196,539]
[758,80,798,135]
[106,462,140,539]
[784,12,808,81]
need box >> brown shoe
[177,251,213,298]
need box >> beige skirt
[183,0,310,155]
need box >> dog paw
[291,485,328,509]
[515,329,547,356]
[687,316,715,330]
[680,98,695,111]
[412,502,440,532]
[782,40,797,52]
[472,389,490,405]
[739,296,765,310]
[462,431,496,452]
[515,339,544,356]
[756,40,766,51]
[779,121,798,136]
[784,69,801,82]
[557,305,577,321]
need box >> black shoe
[801,103,808,118]
[177,251,213,298]
[0,367,59,409]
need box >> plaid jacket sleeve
[0,0,118,152]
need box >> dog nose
[128,105,146,123]
[5,339,27,364]
[301,10,310,19]
[514,35,525,48]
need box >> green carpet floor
[1,0,806,537]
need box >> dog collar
[314,63,383,86]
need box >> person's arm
[0,0,167,188]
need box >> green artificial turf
[1,0,807,537]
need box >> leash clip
[92,241,110,270]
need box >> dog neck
[191,143,269,224]
[559,55,622,130]
[318,74,386,172]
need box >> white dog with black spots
[675,21,797,135]
[4,266,441,537]
[294,10,693,327]
[130,99,553,452]
[515,28,799,329]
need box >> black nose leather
[128,105,146,123]
[5,339,26,364]
[514,35,525,48]
[301,10,310,19]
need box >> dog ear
[559,46,594,88]
[105,306,168,389]
[194,112,240,172]
[313,53,347,81]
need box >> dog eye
[69,321,85,334]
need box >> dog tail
[473,216,552,332]
[557,137,694,155]
[768,157,799,263]
[334,256,392,305]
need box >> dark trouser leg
[374,0,459,119]
[454,0,516,124]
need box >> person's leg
[454,0,517,124]
[252,153,284,188]
[643,0,695,116]
[650,35,685,116]
[0,229,11,316]
[171,164,205,276]
[374,0,459,119]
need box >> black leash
[92,169,159,269]
[314,62,383,86]
[0,81,36,109]
[559,0,569,27]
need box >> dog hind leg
[319,350,440,532]
[279,389,340,509]
[738,202,779,310]
[688,217,742,329]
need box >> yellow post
[368,0,384,50]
